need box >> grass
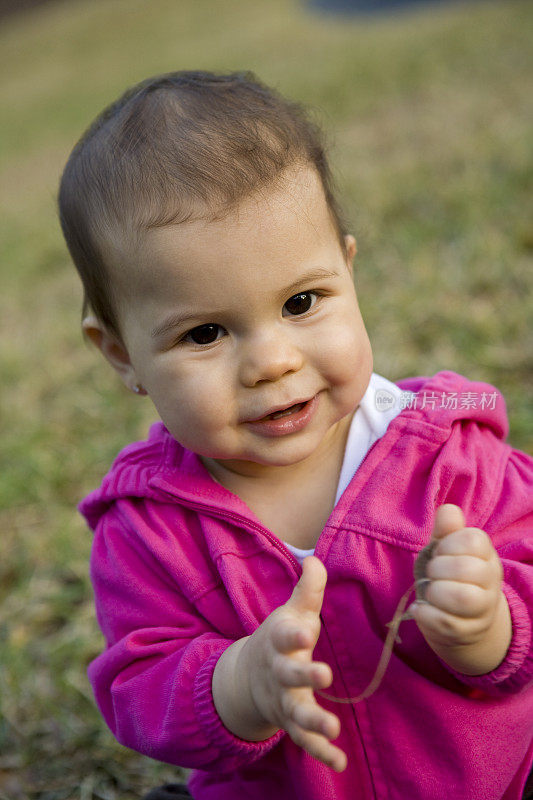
[1,0,532,797]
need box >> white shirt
[283,373,404,563]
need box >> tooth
[270,403,303,419]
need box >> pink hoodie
[81,372,533,800]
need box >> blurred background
[1,0,532,797]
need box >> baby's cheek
[319,322,372,385]
[153,370,227,440]
[181,381,229,430]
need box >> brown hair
[58,70,348,340]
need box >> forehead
[110,166,340,304]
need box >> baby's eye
[282,292,317,317]
[183,324,225,345]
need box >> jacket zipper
[156,485,377,798]
[155,488,304,573]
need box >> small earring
[132,383,145,395]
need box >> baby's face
[113,167,373,475]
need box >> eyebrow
[151,311,214,339]
[150,267,339,339]
[280,267,339,301]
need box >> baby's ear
[82,315,138,392]
[344,235,357,273]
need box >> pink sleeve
[444,447,533,694]
[87,512,284,771]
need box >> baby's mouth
[264,402,306,420]
[244,394,319,434]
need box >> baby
[59,71,533,800]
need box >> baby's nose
[238,329,304,387]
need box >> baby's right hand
[239,556,347,772]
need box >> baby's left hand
[412,504,508,656]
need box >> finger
[412,601,488,645]
[424,579,490,618]
[286,556,328,617]
[290,698,341,741]
[431,504,465,541]
[433,528,495,561]
[273,654,333,688]
[426,554,495,588]
[285,721,347,772]
[272,621,317,653]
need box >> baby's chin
[200,437,343,480]
[202,452,311,474]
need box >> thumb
[432,504,465,541]
[286,556,328,617]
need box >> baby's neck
[201,413,354,547]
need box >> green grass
[1,0,532,797]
